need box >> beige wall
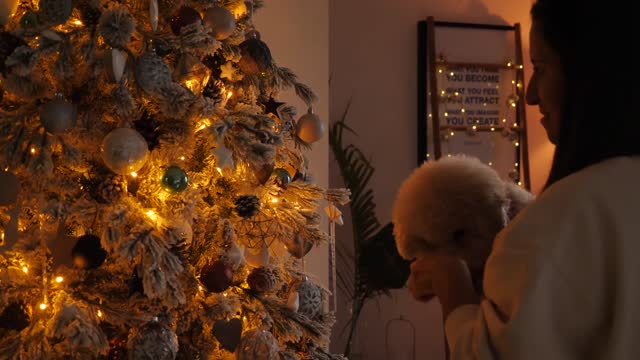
[329,0,552,358]
[254,1,331,294]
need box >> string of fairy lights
[427,56,526,186]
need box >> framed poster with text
[417,17,531,190]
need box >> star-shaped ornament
[261,97,286,118]
[220,62,237,80]
[213,142,235,170]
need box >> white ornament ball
[295,107,324,143]
[101,128,148,175]
[0,171,20,206]
[296,279,322,318]
[237,329,279,360]
[40,97,77,134]
[135,51,172,95]
[0,0,19,25]
[203,6,236,40]
[127,319,178,360]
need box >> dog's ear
[504,181,535,220]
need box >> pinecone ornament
[202,78,224,103]
[234,195,260,218]
[98,174,127,202]
[247,267,277,293]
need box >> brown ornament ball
[169,6,202,36]
[247,267,277,293]
[0,170,20,206]
[200,260,233,293]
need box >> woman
[407,0,639,358]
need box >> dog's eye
[452,229,465,246]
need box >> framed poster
[417,18,531,190]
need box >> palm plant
[329,102,410,357]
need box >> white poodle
[392,155,534,291]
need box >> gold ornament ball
[0,0,19,25]
[203,6,236,40]
[0,171,20,206]
[295,108,324,143]
[101,128,149,175]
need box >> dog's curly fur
[392,155,534,272]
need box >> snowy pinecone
[234,195,260,218]
[247,267,277,293]
[202,79,224,103]
[98,174,127,202]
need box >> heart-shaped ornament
[212,318,242,352]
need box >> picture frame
[417,17,531,190]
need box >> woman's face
[526,20,564,144]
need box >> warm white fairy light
[39,303,47,310]
[180,156,185,161]
[22,266,28,274]
[490,127,495,131]
[145,210,158,221]
[30,147,36,155]
[73,19,82,25]
[515,162,519,167]
[97,309,103,318]
[130,171,138,178]
[450,131,455,136]
[271,198,279,204]
[515,142,520,147]
[488,162,493,166]
[461,108,465,113]
[55,276,63,283]
[444,112,448,117]
[438,69,443,73]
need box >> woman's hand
[408,253,480,318]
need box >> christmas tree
[0,0,349,358]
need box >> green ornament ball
[272,168,291,188]
[162,165,189,193]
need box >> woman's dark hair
[531,0,637,189]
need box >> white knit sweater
[445,156,640,359]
